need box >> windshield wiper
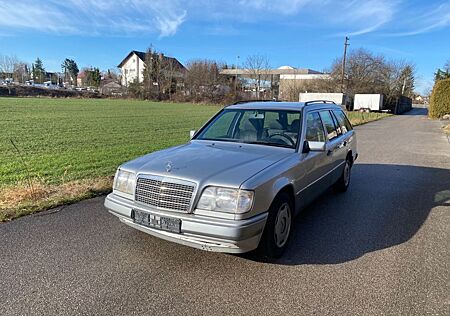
[242,141,294,149]
[197,138,240,143]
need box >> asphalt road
[1,108,449,316]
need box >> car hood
[121,140,293,188]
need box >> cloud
[388,2,450,36]
[238,0,315,15]
[333,0,398,36]
[0,0,448,39]
[0,0,187,37]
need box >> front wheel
[258,192,293,259]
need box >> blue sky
[0,0,449,93]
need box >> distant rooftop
[220,67,323,76]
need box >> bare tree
[0,54,19,79]
[160,58,179,100]
[444,59,450,72]
[328,48,416,107]
[185,59,228,102]
[13,63,30,83]
[280,78,336,101]
[243,54,271,98]
[140,47,185,100]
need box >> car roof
[226,101,342,111]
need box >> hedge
[429,78,450,118]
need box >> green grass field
[0,97,391,188]
[0,98,221,187]
[0,97,391,221]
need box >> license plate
[132,209,181,234]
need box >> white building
[118,50,185,87]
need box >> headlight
[197,186,254,214]
[113,169,136,196]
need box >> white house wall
[121,53,145,86]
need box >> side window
[305,112,326,142]
[330,111,343,136]
[333,110,353,134]
[319,111,338,141]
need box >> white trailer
[299,92,344,104]
[354,94,384,111]
[299,92,349,109]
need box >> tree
[243,54,271,98]
[103,69,120,81]
[33,58,46,83]
[61,59,79,85]
[185,59,228,102]
[327,48,416,107]
[141,47,184,100]
[82,67,101,87]
[429,78,450,118]
[435,69,450,82]
[444,59,450,72]
[89,67,101,87]
[142,47,162,98]
[0,54,19,79]
[13,63,30,83]
[398,64,415,97]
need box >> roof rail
[231,99,279,105]
[304,100,336,106]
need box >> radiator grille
[135,176,195,212]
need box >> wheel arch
[271,178,295,212]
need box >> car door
[295,111,329,209]
[319,110,347,185]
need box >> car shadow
[242,163,450,265]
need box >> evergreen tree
[33,58,45,83]
[61,59,79,84]
[399,65,415,97]
[434,69,450,82]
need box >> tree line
[0,55,113,88]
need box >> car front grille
[135,175,196,212]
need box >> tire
[334,158,352,192]
[258,192,293,259]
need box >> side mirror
[304,141,326,152]
[189,130,196,139]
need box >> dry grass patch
[443,123,450,136]
[0,177,112,222]
[346,111,392,126]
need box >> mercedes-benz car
[104,100,357,258]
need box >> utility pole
[341,36,349,93]
[234,55,240,95]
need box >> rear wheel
[334,158,352,192]
[258,192,293,259]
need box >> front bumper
[104,193,268,253]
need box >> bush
[429,78,450,118]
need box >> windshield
[195,109,302,149]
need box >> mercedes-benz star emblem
[165,161,173,172]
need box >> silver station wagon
[105,100,357,258]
